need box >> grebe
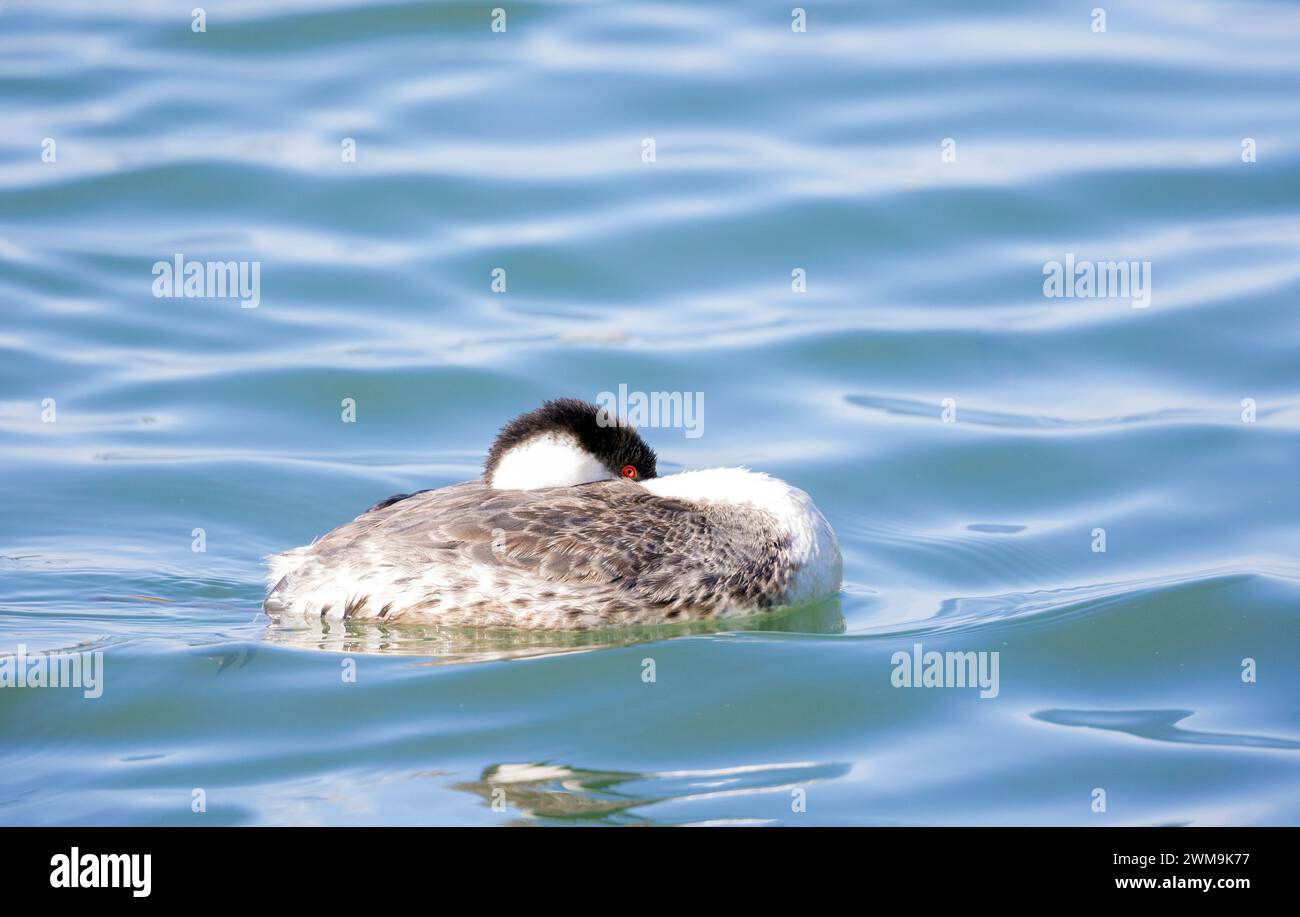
[264,399,841,630]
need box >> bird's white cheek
[489,434,614,490]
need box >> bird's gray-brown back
[264,479,797,629]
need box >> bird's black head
[484,398,659,490]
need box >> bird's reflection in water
[452,759,854,825]
[455,764,651,825]
[261,595,844,661]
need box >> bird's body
[264,400,841,630]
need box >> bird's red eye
[621,465,638,479]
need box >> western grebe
[264,399,841,629]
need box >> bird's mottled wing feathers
[365,480,709,587]
[263,479,760,627]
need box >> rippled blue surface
[2,0,1299,825]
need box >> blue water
[2,0,1299,825]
